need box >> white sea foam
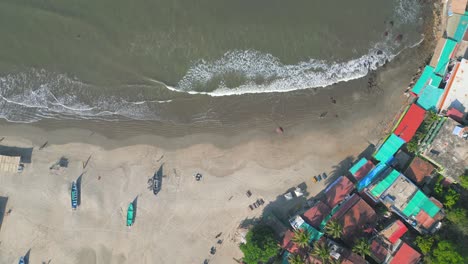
[172,43,394,96]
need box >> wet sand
[0,4,440,264]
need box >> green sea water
[0,0,424,122]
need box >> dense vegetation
[415,174,468,263]
[240,224,280,264]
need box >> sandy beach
[0,3,440,264]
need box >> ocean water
[0,0,424,123]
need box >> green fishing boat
[126,203,134,226]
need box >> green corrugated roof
[420,196,441,218]
[374,134,405,163]
[430,72,442,88]
[370,169,400,198]
[349,158,367,175]
[402,190,424,217]
[454,12,468,42]
[416,85,444,111]
[412,66,434,95]
[402,190,441,218]
[434,38,457,76]
[299,222,324,243]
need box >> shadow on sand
[76,173,83,206]
[0,196,8,231]
[0,145,33,163]
[132,196,138,224]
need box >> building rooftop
[439,59,468,114]
[452,0,468,15]
[394,104,426,142]
[374,134,405,163]
[404,157,435,185]
[322,176,355,209]
[380,220,408,244]
[381,174,419,210]
[389,243,421,264]
[349,158,375,182]
[424,117,468,180]
[334,196,377,246]
[281,230,300,254]
[302,201,331,229]
[370,238,389,263]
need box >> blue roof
[356,162,389,191]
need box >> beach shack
[0,155,21,173]
[373,134,405,164]
[393,104,426,142]
[348,158,375,182]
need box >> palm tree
[288,253,306,264]
[312,241,331,263]
[325,220,343,239]
[292,228,311,249]
[352,238,371,257]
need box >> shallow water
[0,0,424,123]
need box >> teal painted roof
[454,12,468,42]
[299,222,324,243]
[430,72,443,88]
[402,190,441,218]
[370,169,400,198]
[434,38,457,76]
[349,158,367,175]
[416,85,444,111]
[374,134,405,163]
[412,66,434,95]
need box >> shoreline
[0,2,441,264]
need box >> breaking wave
[0,70,169,123]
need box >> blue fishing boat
[19,256,25,264]
[71,181,78,210]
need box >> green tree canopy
[352,238,371,257]
[459,175,468,189]
[325,220,343,239]
[415,235,435,255]
[240,224,279,264]
[288,254,306,264]
[312,241,331,263]
[431,240,464,264]
[443,188,460,209]
[292,228,310,249]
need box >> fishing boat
[152,165,163,195]
[71,181,78,210]
[19,256,25,264]
[126,203,134,226]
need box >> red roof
[323,176,355,208]
[302,201,331,229]
[387,220,408,244]
[394,104,426,142]
[354,161,375,181]
[281,230,299,253]
[336,197,377,246]
[447,107,464,122]
[415,210,436,230]
[390,243,421,264]
[404,157,435,184]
